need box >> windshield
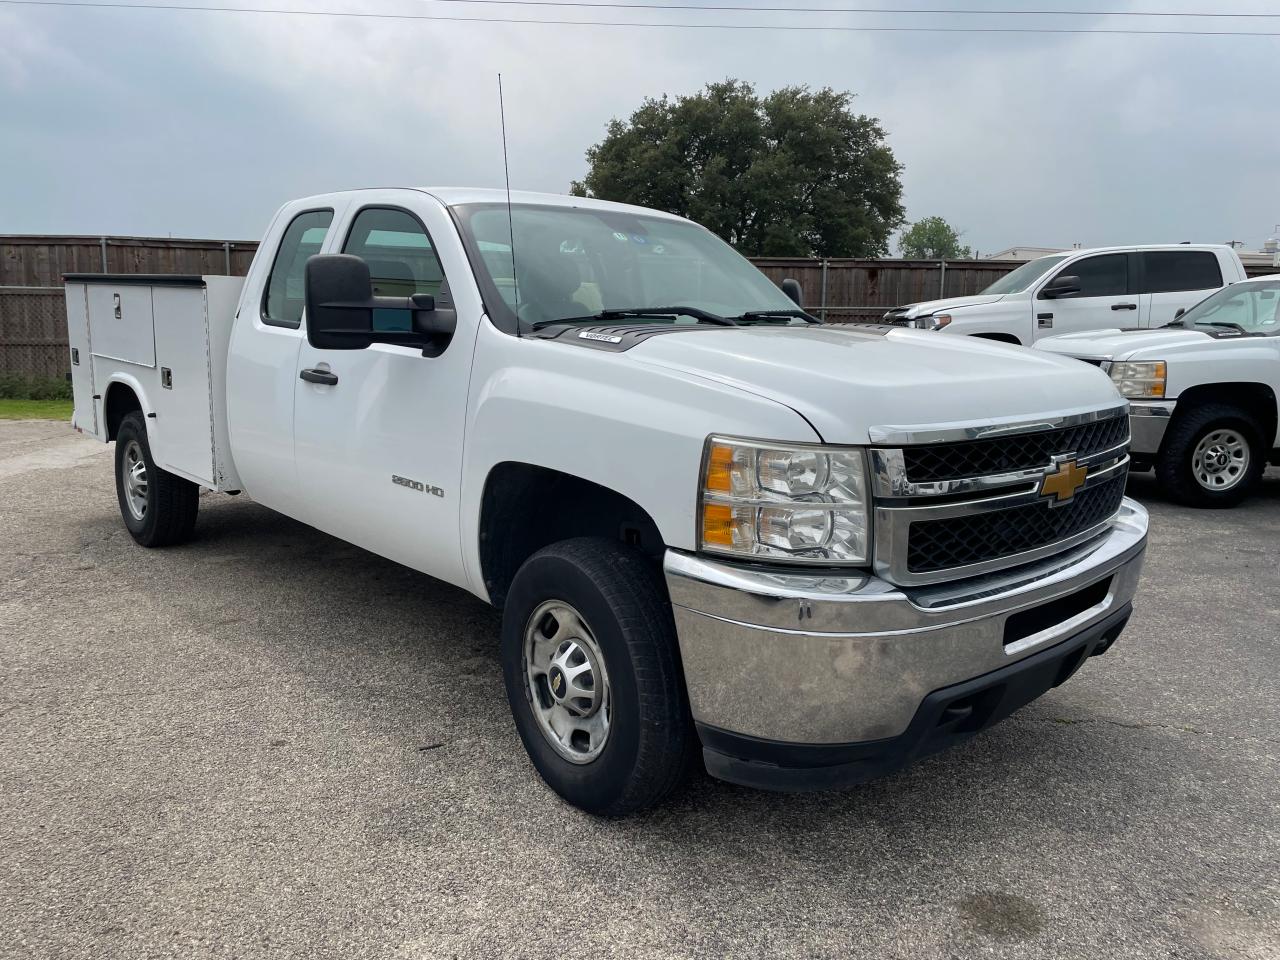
[454,203,801,330]
[980,255,1070,296]
[1178,280,1280,334]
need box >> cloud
[0,0,1276,251]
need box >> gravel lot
[1,419,1277,960]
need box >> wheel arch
[1168,381,1277,452]
[971,332,1023,346]
[102,376,151,441]
[477,461,666,610]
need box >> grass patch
[0,399,73,420]
[0,375,73,401]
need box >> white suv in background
[884,245,1247,345]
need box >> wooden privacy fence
[750,257,1026,323]
[0,235,256,379]
[3,234,1276,380]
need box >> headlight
[909,313,951,330]
[1109,360,1167,399]
[699,437,869,564]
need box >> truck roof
[288,187,689,222]
[1033,243,1237,258]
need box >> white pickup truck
[1038,274,1280,507]
[65,188,1148,815]
[884,244,1247,345]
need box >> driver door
[1034,253,1137,341]
[291,198,472,590]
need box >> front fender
[1164,346,1280,404]
[939,302,1032,344]
[460,322,819,601]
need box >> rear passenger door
[227,204,341,517]
[1033,253,1135,340]
[1138,250,1225,328]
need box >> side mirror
[781,278,803,306]
[1174,307,1186,320]
[304,254,456,355]
[1041,275,1081,299]
[305,254,375,350]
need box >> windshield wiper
[1200,320,1250,335]
[732,309,821,325]
[530,306,738,331]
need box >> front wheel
[114,411,200,546]
[501,538,692,816]
[1155,404,1265,508]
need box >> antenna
[498,73,520,337]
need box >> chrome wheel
[523,600,611,764]
[121,439,149,521]
[1192,428,1249,491]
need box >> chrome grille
[906,472,1128,574]
[902,413,1129,482]
[869,406,1131,586]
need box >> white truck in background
[65,187,1147,815]
[1038,274,1280,508]
[884,244,1247,345]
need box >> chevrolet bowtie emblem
[1041,459,1089,503]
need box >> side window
[1142,251,1223,294]
[1058,254,1128,298]
[263,209,333,328]
[343,207,446,301]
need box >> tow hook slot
[934,688,1002,735]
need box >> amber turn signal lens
[704,443,735,494]
[701,502,735,546]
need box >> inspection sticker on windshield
[579,331,623,343]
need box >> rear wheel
[501,538,692,816]
[114,411,200,546]
[1155,404,1264,508]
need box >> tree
[898,216,972,260]
[570,80,905,258]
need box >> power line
[4,0,1279,35]
[403,0,1280,18]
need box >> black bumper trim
[698,603,1132,792]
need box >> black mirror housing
[781,278,803,306]
[1041,275,1082,299]
[304,254,456,355]
[305,254,376,350]
[1174,307,1186,320]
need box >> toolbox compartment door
[150,284,217,486]
[87,284,156,367]
[64,283,99,437]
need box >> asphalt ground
[1,419,1277,960]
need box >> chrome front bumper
[1129,400,1176,456]
[664,499,1148,747]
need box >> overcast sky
[1,0,1277,253]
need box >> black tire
[114,411,200,546]
[1155,403,1265,508]
[501,537,692,816]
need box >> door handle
[299,368,338,386]
[1111,303,1138,311]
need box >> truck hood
[1036,327,1214,360]
[630,326,1122,445]
[888,293,1006,319]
